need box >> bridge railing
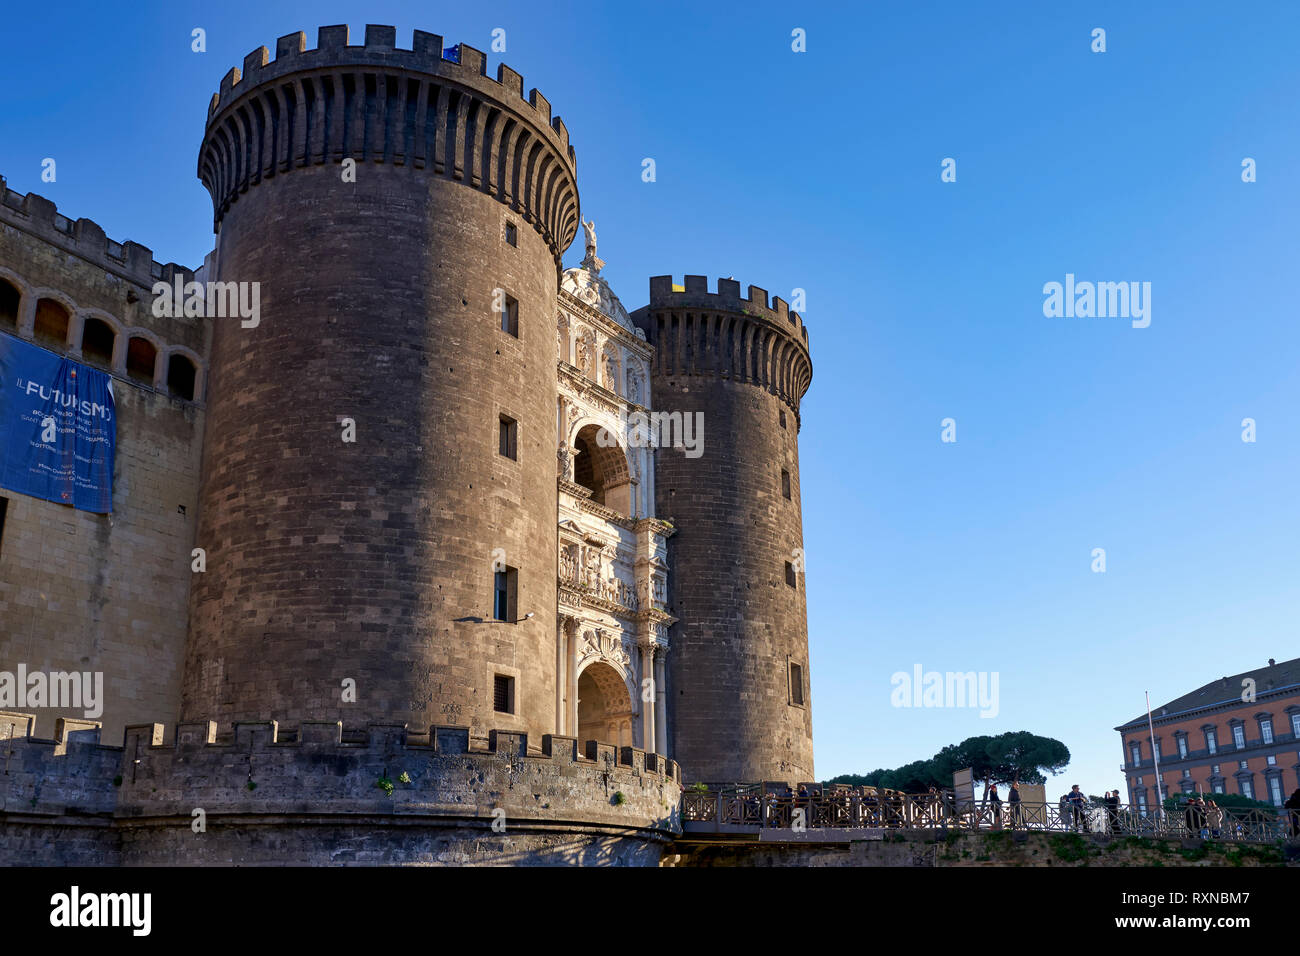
[679,788,1296,844]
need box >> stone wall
[0,181,208,743]
[0,712,681,865]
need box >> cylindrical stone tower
[182,25,578,737]
[631,276,814,783]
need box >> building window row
[1129,710,1298,767]
[0,274,203,401]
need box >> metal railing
[680,788,1297,844]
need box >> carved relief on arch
[578,627,632,671]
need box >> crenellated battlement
[0,175,194,289]
[631,275,813,412]
[0,712,679,820]
[209,25,573,160]
[0,711,681,863]
[646,275,810,346]
[197,24,579,256]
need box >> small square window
[498,414,517,460]
[493,674,515,714]
[493,566,518,622]
[784,561,797,588]
[504,221,518,247]
[500,293,519,337]
[781,469,791,500]
[789,662,804,706]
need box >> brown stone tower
[631,276,814,783]
[182,25,578,737]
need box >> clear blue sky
[4,1,1298,794]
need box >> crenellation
[458,43,487,76]
[497,63,524,99]
[318,23,349,50]
[364,23,397,49]
[529,88,551,124]
[275,31,306,59]
[242,46,268,78]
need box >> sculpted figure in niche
[557,440,571,479]
[577,332,596,379]
[626,369,641,404]
[603,349,619,392]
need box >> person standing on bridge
[1067,785,1089,832]
[1105,790,1121,834]
[987,784,1003,829]
[1008,780,1022,829]
[1284,788,1300,839]
[1205,799,1222,839]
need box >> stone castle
[0,25,813,865]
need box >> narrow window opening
[493,566,518,621]
[498,414,517,460]
[781,469,791,500]
[81,318,116,369]
[125,337,157,385]
[493,674,515,714]
[784,561,797,588]
[500,293,519,337]
[504,221,518,246]
[167,354,197,401]
[33,299,70,351]
[0,280,20,332]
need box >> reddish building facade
[1116,657,1300,814]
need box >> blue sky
[4,1,1298,792]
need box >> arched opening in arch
[572,423,632,515]
[33,298,70,351]
[125,336,157,385]
[80,318,116,369]
[577,659,634,749]
[0,279,19,333]
[167,352,197,401]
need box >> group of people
[1180,794,1226,838]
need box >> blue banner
[0,334,116,513]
